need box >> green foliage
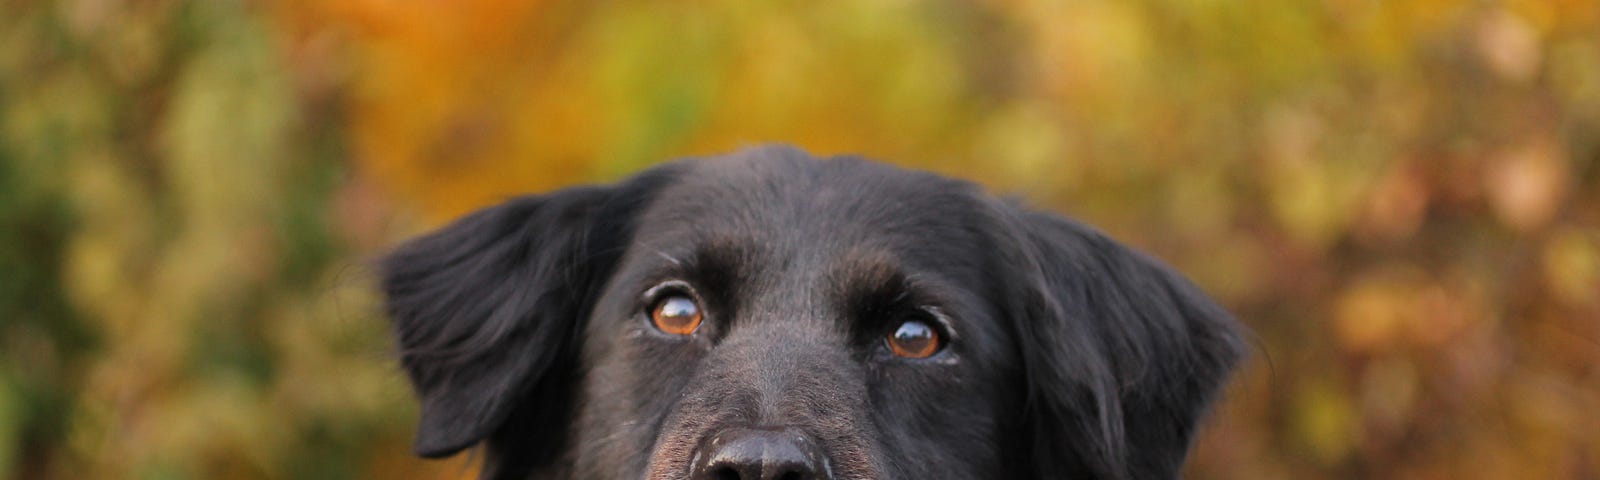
[1,0,424,478]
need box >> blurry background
[2,0,1597,478]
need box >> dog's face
[380,147,1244,480]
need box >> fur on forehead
[641,146,989,239]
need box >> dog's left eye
[651,295,703,335]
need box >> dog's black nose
[691,427,829,480]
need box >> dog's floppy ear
[1000,207,1245,479]
[379,168,674,459]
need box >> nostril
[707,466,805,480]
[690,427,830,480]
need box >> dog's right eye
[886,319,942,358]
[650,295,703,335]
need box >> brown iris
[650,295,702,335]
[887,320,941,358]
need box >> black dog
[379,146,1245,480]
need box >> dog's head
[380,146,1245,480]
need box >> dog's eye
[651,295,703,335]
[886,320,941,358]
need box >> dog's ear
[379,169,674,459]
[1000,207,1245,479]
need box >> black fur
[379,146,1246,479]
